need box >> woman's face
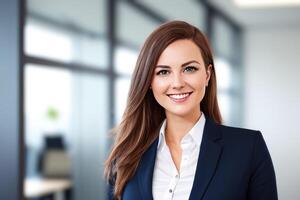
[151,39,211,118]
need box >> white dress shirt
[152,113,206,200]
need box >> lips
[167,92,192,103]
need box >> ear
[205,64,212,86]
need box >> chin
[166,109,194,118]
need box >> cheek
[151,78,169,93]
[190,79,206,99]
[190,77,206,89]
[151,79,169,106]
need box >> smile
[167,92,192,103]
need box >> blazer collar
[137,137,158,200]
[137,117,223,200]
[189,117,223,200]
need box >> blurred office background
[0,0,299,199]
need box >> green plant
[46,106,59,121]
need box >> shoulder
[215,124,268,155]
[212,123,278,198]
[214,123,273,171]
[218,124,262,143]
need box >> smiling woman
[104,21,278,200]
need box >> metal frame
[108,0,117,128]
[20,0,25,199]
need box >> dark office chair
[34,135,73,200]
[38,135,71,178]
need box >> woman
[104,21,277,200]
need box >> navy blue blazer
[108,117,278,200]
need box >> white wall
[244,26,300,200]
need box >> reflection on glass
[27,0,106,34]
[25,18,108,68]
[76,36,108,68]
[115,78,131,124]
[218,93,231,124]
[115,47,138,76]
[117,1,160,47]
[141,0,206,30]
[26,0,108,68]
[215,58,232,91]
[25,21,73,62]
[70,73,109,200]
[212,17,235,59]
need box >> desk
[25,178,72,200]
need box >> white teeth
[169,93,190,99]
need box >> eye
[156,70,170,76]
[184,66,198,73]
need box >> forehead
[157,39,204,65]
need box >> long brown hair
[104,20,222,199]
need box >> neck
[165,110,202,146]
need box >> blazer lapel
[189,117,223,200]
[136,118,222,200]
[137,138,158,200]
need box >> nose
[171,73,185,89]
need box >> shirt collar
[187,113,206,146]
[157,112,206,151]
[157,119,167,152]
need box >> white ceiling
[27,0,106,34]
[208,0,300,28]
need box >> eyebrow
[156,60,200,69]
